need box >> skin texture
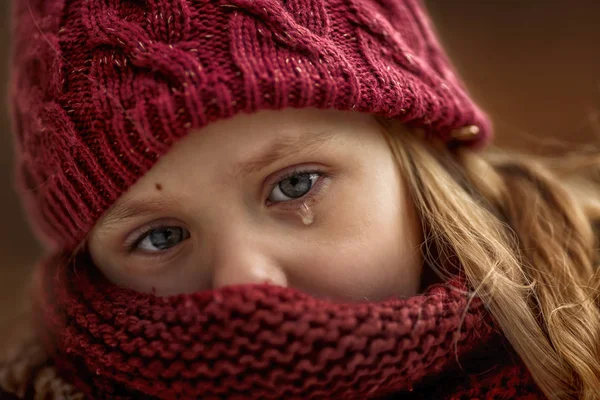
[88,108,423,301]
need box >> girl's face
[88,108,423,301]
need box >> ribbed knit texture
[29,253,547,400]
[11,0,491,252]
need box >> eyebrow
[98,196,181,229]
[229,129,337,178]
[98,129,338,229]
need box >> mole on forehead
[155,183,163,191]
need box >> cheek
[96,259,212,296]
[313,234,420,301]
[90,243,210,296]
[287,172,423,301]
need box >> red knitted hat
[10,0,491,251]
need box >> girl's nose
[211,251,288,289]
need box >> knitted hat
[10,0,491,251]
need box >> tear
[297,202,314,225]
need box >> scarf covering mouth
[33,252,544,400]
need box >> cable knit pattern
[27,253,546,400]
[11,0,491,251]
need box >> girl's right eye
[134,226,191,252]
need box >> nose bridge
[210,225,288,289]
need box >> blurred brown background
[1,2,599,331]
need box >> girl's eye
[135,226,190,252]
[268,171,321,203]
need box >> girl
[1,0,599,399]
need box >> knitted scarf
[22,252,547,400]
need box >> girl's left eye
[268,171,322,203]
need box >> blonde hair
[379,118,600,400]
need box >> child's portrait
[1,1,599,399]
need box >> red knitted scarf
[34,252,546,399]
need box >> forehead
[92,109,390,233]
[189,108,377,146]
[150,108,381,167]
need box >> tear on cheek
[297,202,314,225]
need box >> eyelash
[126,166,329,254]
